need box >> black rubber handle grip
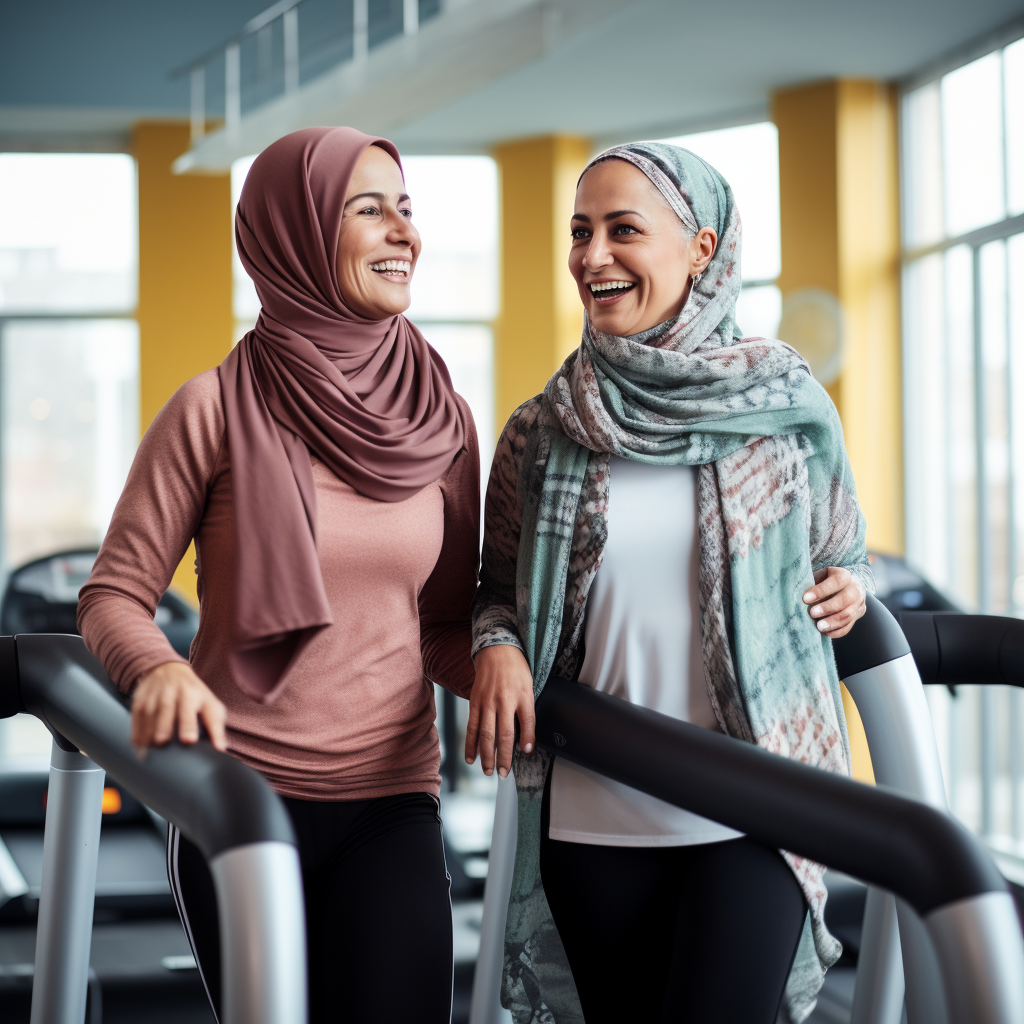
[831,593,910,679]
[13,634,295,859]
[535,675,1005,917]
[896,612,1024,688]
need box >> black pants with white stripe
[168,791,454,1024]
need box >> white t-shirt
[547,456,743,847]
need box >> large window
[0,154,139,573]
[902,34,1024,850]
[0,153,139,758]
[658,122,783,341]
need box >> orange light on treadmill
[101,787,122,814]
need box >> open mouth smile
[589,280,636,304]
[369,259,411,281]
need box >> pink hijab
[218,126,465,701]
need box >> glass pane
[1006,38,1024,217]
[735,284,781,340]
[978,240,1010,612]
[2,319,139,571]
[945,244,978,607]
[903,253,948,588]
[657,122,781,282]
[0,154,136,313]
[1010,233,1024,613]
[902,81,944,249]
[404,156,499,322]
[414,323,495,470]
[942,52,1006,237]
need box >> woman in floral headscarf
[466,143,872,1024]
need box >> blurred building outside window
[0,152,139,759]
[901,32,1024,856]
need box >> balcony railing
[170,0,443,144]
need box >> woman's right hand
[131,662,228,755]
[465,644,536,779]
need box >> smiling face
[335,144,421,320]
[569,158,717,337]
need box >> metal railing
[0,634,307,1024]
[171,0,443,143]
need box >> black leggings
[540,793,806,1023]
[168,791,453,1024]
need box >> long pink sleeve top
[77,369,479,801]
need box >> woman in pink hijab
[78,127,480,1023]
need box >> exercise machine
[0,634,306,1024]
[470,595,1024,1024]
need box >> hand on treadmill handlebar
[465,644,536,779]
[803,566,867,639]
[131,662,228,756]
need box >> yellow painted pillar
[134,121,233,602]
[773,81,902,784]
[492,135,592,435]
[773,80,903,557]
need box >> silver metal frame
[843,652,1024,1024]
[28,739,308,1024]
[844,653,953,1024]
[211,842,308,1024]
[925,891,1024,1024]
[468,774,516,1024]
[30,740,106,1024]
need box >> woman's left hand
[803,567,867,639]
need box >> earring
[693,270,703,284]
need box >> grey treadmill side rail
[843,653,949,1024]
[839,598,1024,1024]
[0,633,308,1024]
[30,741,105,1024]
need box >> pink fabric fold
[219,126,465,700]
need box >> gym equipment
[0,634,307,1024]
[470,595,1024,1024]
[0,550,199,658]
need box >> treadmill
[0,551,205,1023]
[2,590,1022,1022]
[470,595,1024,1024]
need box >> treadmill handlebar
[829,591,1024,688]
[896,610,1024,688]
[831,593,910,680]
[534,674,1006,918]
[3,633,295,860]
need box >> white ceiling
[387,0,1024,151]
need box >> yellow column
[773,81,902,784]
[492,135,592,435]
[773,81,903,557]
[134,121,233,602]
